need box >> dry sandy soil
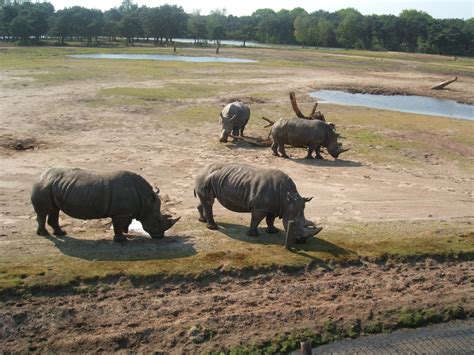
[0,46,473,352]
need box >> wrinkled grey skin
[271,118,348,159]
[194,163,322,242]
[31,168,180,242]
[219,102,250,142]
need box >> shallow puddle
[310,90,474,120]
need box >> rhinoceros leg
[306,146,315,159]
[197,204,207,223]
[201,200,218,230]
[265,214,279,234]
[278,144,289,159]
[240,126,245,137]
[47,209,66,236]
[112,216,128,242]
[122,218,132,234]
[248,210,266,237]
[35,212,49,236]
[315,146,324,160]
[271,141,279,156]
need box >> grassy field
[0,45,473,294]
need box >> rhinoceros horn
[302,196,313,203]
[168,216,181,227]
[339,147,350,154]
[304,225,323,238]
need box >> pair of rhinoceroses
[31,163,322,243]
[219,101,349,159]
[32,101,349,243]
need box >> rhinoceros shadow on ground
[288,156,363,167]
[225,143,362,167]
[43,233,197,261]
[217,222,354,258]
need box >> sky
[46,0,473,19]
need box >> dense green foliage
[0,1,472,55]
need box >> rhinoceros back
[196,163,296,217]
[272,118,332,147]
[221,102,250,128]
[31,168,152,220]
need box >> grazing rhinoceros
[194,163,322,242]
[219,101,250,142]
[271,118,348,159]
[31,168,180,242]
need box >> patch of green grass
[0,219,472,293]
[326,105,474,171]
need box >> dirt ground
[1,260,472,352]
[0,46,473,351]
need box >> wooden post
[173,43,176,53]
[300,340,312,355]
[431,76,457,90]
[285,220,294,249]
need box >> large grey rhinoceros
[271,118,349,159]
[219,101,250,142]
[31,168,180,242]
[194,163,322,242]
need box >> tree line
[0,0,473,56]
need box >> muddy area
[0,260,472,352]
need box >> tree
[119,11,142,45]
[119,0,138,14]
[103,8,122,42]
[463,18,474,56]
[234,16,257,47]
[49,8,74,44]
[428,19,469,55]
[206,9,227,44]
[294,13,311,46]
[336,8,363,48]
[188,10,207,44]
[10,14,31,40]
[399,9,433,52]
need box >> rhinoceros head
[219,113,236,143]
[283,193,322,243]
[141,194,180,238]
[326,133,349,159]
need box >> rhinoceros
[31,168,180,242]
[219,101,250,142]
[194,163,322,242]
[271,118,348,159]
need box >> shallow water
[310,90,474,121]
[69,53,257,63]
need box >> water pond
[310,90,474,121]
[69,53,257,63]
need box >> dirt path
[0,260,472,352]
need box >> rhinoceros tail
[193,189,196,198]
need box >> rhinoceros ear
[154,186,160,195]
[303,196,313,203]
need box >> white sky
[47,0,473,19]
